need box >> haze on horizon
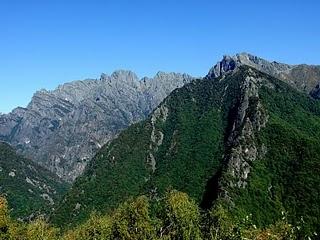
[1,0,319,113]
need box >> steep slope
[52,66,320,236]
[210,69,320,235]
[207,52,320,95]
[0,71,193,181]
[51,69,236,226]
[0,142,68,219]
[1,54,319,183]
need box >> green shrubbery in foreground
[1,190,307,240]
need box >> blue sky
[1,0,319,113]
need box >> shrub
[63,212,112,240]
[112,196,156,239]
[208,204,240,240]
[25,217,59,240]
[161,190,202,240]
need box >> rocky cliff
[207,52,320,95]
[1,53,319,183]
[52,66,320,235]
[0,71,193,181]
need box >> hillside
[0,71,193,181]
[1,53,319,184]
[51,66,320,236]
[0,142,69,219]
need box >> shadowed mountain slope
[51,66,320,236]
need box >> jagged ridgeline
[0,142,69,219]
[0,71,193,182]
[1,53,319,185]
[51,66,319,235]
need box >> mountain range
[50,63,320,236]
[1,53,320,183]
[0,71,193,181]
[0,53,320,237]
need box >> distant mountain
[207,52,320,95]
[0,142,68,219]
[51,66,320,236]
[0,71,193,181]
[1,53,319,185]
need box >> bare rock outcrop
[207,52,320,96]
[0,71,193,181]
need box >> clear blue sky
[1,0,319,113]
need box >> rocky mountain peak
[99,73,108,81]
[0,69,193,182]
[209,54,237,78]
[154,71,191,81]
[154,71,177,79]
[206,53,293,79]
[55,65,320,228]
[11,107,27,116]
[110,70,139,82]
[1,55,319,183]
[207,53,320,98]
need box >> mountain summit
[0,54,319,236]
[52,65,320,236]
[1,53,319,184]
[207,52,320,97]
[0,71,193,181]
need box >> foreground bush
[25,217,59,240]
[0,197,10,239]
[112,196,155,239]
[63,212,112,240]
[161,190,202,240]
[0,191,307,240]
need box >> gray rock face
[222,69,269,190]
[207,53,320,95]
[0,70,193,181]
[1,53,318,183]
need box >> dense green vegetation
[52,66,251,224]
[51,121,154,226]
[51,67,320,238]
[230,77,320,237]
[1,191,300,239]
[0,142,69,219]
[51,74,236,226]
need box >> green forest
[0,190,301,240]
[1,68,319,239]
